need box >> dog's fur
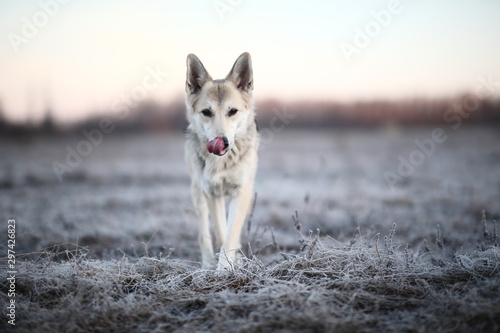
[184,52,259,270]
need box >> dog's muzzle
[207,136,229,156]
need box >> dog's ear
[186,54,212,94]
[226,52,253,92]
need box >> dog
[184,52,259,270]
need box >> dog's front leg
[217,182,253,271]
[205,195,227,252]
[192,183,215,268]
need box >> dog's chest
[201,162,245,197]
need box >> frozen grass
[1,126,500,331]
[1,217,500,333]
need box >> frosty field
[1,125,500,332]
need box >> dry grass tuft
[1,220,500,333]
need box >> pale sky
[1,0,499,123]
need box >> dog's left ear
[226,52,253,92]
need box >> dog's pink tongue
[207,137,225,155]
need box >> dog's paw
[216,248,235,271]
[216,257,232,271]
[216,247,246,271]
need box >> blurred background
[1,0,500,127]
[1,0,499,261]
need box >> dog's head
[185,52,254,156]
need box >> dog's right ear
[186,54,211,95]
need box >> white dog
[184,52,259,270]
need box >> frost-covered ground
[1,125,499,258]
[1,125,500,332]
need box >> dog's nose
[221,136,229,149]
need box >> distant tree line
[0,95,499,139]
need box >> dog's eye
[228,108,238,117]
[201,109,213,117]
